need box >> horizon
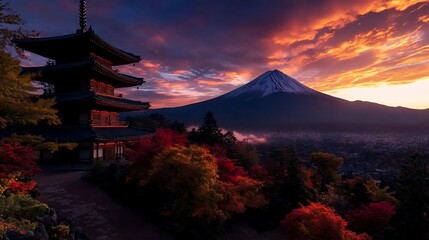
[10,0,429,109]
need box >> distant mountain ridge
[124,70,429,133]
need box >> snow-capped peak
[223,69,319,98]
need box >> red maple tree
[280,202,371,240]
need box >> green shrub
[0,194,48,221]
[50,224,70,240]
[0,194,47,237]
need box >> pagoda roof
[54,91,150,112]
[32,126,154,142]
[23,58,144,88]
[14,28,140,66]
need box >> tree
[0,51,59,129]
[280,202,371,240]
[346,201,395,236]
[343,177,397,208]
[364,179,397,205]
[1,1,59,129]
[342,176,372,208]
[144,145,226,223]
[310,152,343,191]
[142,145,265,237]
[168,120,186,133]
[388,153,429,240]
[232,141,260,168]
[0,0,38,55]
[216,156,266,211]
[271,147,312,210]
[0,143,38,179]
[188,112,224,145]
[126,128,188,180]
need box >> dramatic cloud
[11,0,429,109]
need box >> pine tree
[189,112,224,145]
[271,147,311,211]
[198,112,223,145]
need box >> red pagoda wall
[90,110,120,126]
[90,79,114,95]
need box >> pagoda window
[91,111,101,125]
[90,80,114,95]
[93,148,103,159]
[115,144,123,156]
[104,115,110,125]
[110,113,118,125]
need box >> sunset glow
[11,0,429,109]
[327,77,429,109]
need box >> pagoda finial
[79,0,87,31]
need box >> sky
[9,0,429,109]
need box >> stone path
[35,171,173,240]
[35,170,284,240]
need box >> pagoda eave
[13,29,140,66]
[93,127,155,141]
[31,126,155,142]
[53,91,150,112]
[22,59,144,88]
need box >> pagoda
[13,0,151,162]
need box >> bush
[0,194,48,237]
[0,143,38,179]
[346,201,395,235]
[141,145,265,238]
[280,202,371,240]
[0,194,48,222]
[50,224,70,240]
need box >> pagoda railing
[90,120,128,127]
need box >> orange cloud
[267,1,429,101]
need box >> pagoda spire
[79,0,87,31]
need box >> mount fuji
[223,70,318,97]
[125,70,429,133]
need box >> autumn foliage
[280,202,371,240]
[143,145,266,224]
[127,128,188,162]
[346,201,396,235]
[125,128,188,179]
[0,143,38,179]
[0,143,38,197]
